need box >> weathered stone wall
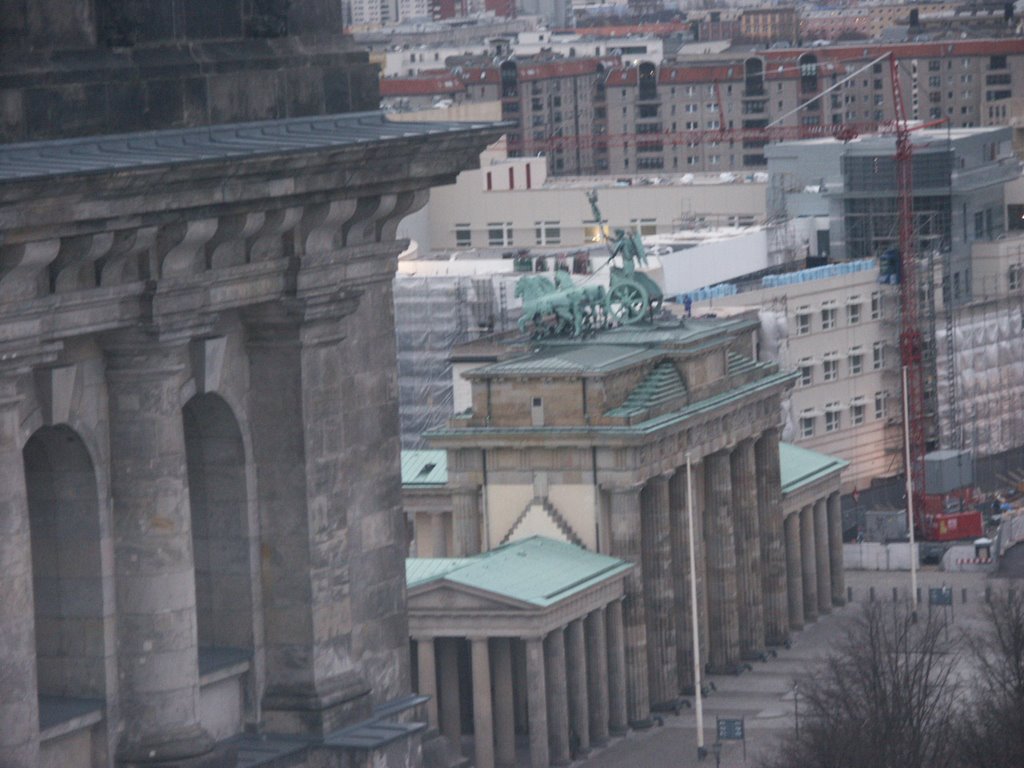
[0,115,502,767]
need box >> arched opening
[183,393,255,658]
[799,53,819,93]
[744,57,764,96]
[23,426,107,704]
[638,61,658,101]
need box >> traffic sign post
[716,717,746,760]
[928,585,954,637]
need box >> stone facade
[0,0,378,143]
[0,113,501,768]
[416,316,845,763]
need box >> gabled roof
[406,536,631,607]
[779,441,848,495]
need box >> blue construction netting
[760,258,877,288]
[676,283,738,303]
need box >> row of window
[799,392,888,437]
[798,342,886,386]
[794,292,882,335]
[458,219,665,248]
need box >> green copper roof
[401,450,448,486]
[406,536,631,607]
[779,442,849,495]
[606,360,688,417]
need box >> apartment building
[605,38,1024,173]
[716,262,900,491]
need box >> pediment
[408,582,533,614]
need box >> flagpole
[902,365,919,621]
[686,453,706,758]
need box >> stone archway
[23,425,107,702]
[183,392,255,655]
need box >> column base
[628,717,654,730]
[117,726,229,768]
[740,649,766,662]
[832,596,847,607]
[261,671,372,736]
[609,725,628,737]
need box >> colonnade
[605,429,799,725]
[784,491,846,630]
[413,603,627,768]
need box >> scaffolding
[393,274,519,448]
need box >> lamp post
[793,682,800,740]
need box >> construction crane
[887,54,982,542]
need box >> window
[534,221,560,245]
[849,348,863,375]
[799,359,814,387]
[823,357,838,382]
[871,291,882,319]
[874,391,886,419]
[795,308,811,335]
[825,406,841,432]
[847,300,861,325]
[1010,264,1022,291]
[487,222,513,247]
[821,303,837,330]
[851,402,865,426]
[629,218,657,236]
[455,223,471,247]
[873,341,885,369]
[800,413,816,438]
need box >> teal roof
[779,442,848,495]
[406,536,631,607]
[401,450,448,486]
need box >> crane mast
[889,54,928,529]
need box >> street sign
[929,586,953,606]
[717,717,745,741]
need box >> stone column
[525,638,549,768]
[491,638,516,767]
[731,439,765,659]
[544,628,570,765]
[438,638,462,747]
[828,492,846,607]
[605,599,629,735]
[703,451,740,673]
[566,619,590,756]
[246,301,396,734]
[755,431,789,645]
[800,505,819,622]
[0,379,40,767]
[416,637,438,728]
[784,512,805,631]
[668,470,694,693]
[471,637,495,768]
[104,334,215,764]
[641,474,678,707]
[814,498,832,616]
[606,486,651,727]
[585,609,610,746]
[452,487,482,556]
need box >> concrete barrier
[843,542,919,571]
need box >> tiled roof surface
[779,441,848,495]
[406,536,631,606]
[401,450,448,486]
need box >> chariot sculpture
[515,190,663,338]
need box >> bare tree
[760,602,962,768]
[955,587,1024,768]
